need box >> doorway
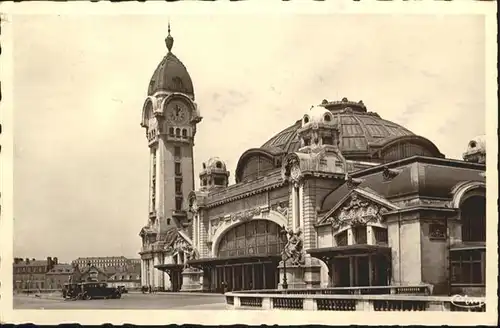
[334,257,350,287]
[355,256,370,286]
[209,261,279,292]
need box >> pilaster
[199,211,209,257]
[302,180,317,250]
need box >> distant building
[72,256,129,268]
[45,263,74,290]
[106,264,142,289]
[68,261,142,290]
[72,256,141,269]
[13,257,58,292]
[75,264,109,283]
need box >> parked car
[117,286,128,294]
[62,282,121,300]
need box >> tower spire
[165,20,174,53]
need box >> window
[323,136,333,145]
[175,163,182,175]
[216,161,222,169]
[175,128,181,137]
[336,231,348,246]
[175,180,182,194]
[182,129,187,138]
[218,220,285,257]
[214,177,225,186]
[303,138,311,146]
[169,127,174,136]
[353,226,367,245]
[461,196,486,242]
[167,218,171,225]
[324,114,331,122]
[174,146,181,157]
[175,197,183,211]
[202,179,207,186]
[373,226,388,245]
[451,250,484,285]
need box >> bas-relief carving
[428,222,446,240]
[326,193,388,232]
[272,201,289,218]
[209,207,263,238]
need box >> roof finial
[165,19,174,53]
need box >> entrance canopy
[308,245,390,257]
[155,263,184,271]
[188,254,280,268]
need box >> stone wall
[316,225,333,248]
[387,213,422,285]
[420,219,449,295]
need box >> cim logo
[450,294,486,309]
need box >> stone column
[149,259,154,287]
[367,225,375,245]
[347,228,354,245]
[154,255,160,288]
[298,184,305,231]
[292,185,299,231]
[140,259,146,286]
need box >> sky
[12,14,485,264]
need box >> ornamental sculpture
[210,207,263,237]
[281,153,301,182]
[182,245,199,269]
[382,166,400,181]
[229,207,262,222]
[327,194,385,230]
[274,202,289,218]
[282,228,305,266]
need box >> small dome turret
[200,157,230,191]
[463,135,486,164]
[302,105,334,126]
[298,105,341,150]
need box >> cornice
[351,156,486,178]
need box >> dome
[147,27,194,99]
[261,98,443,161]
[235,98,444,183]
[303,106,334,126]
[202,157,227,172]
[463,135,486,163]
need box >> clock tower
[139,25,202,290]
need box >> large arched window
[450,193,486,287]
[217,220,285,258]
[461,195,486,242]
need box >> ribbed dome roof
[261,98,438,161]
[147,27,194,98]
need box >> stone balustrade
[226,284,432,296]
[225,288,486,312]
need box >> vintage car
[63,282,122,300]
[117,286,128,294]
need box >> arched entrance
[208,219,285,292]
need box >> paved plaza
[13,292,227,310]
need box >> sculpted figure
[282,228,305,266]
[183,245,198,269]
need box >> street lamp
[280,225,288,290]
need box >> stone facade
[138,31,487,296]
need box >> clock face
[167,101,189,124]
